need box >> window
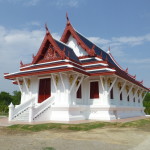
[77,85,82,98]
[133,97,135,102]
[127,95,129,101]
[90,81,99,99]
[110,87,114,99]
[120,92,123,100]
[138,99,140,103]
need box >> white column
[23,77,30,94]
[8,103,14,121]
[29,102,33,122]
[108,77,117,93]
[16,77,23,93]
[104,77,109,105]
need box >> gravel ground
[0,126,150,150]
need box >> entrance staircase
[9,96,55,122]
[13,109,29,121]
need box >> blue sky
[0,0,150,93]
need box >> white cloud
[25,21,41,27]
[0,27,45,64]
[89,33,150,47]
[55,0,79,7]
[121,58,150,64]
[0,0,40,6]
[0,0,81,7]
[0,26,62,92]
[88,37,110,45]
[24,0,40,6]
[88,33,150,58]
[0,26,61,66]
[52,32,61,40]
[112,34,150,46]
[67,0,79,7]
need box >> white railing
[32,96,54,121]
[12,96,35,119]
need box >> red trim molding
[60,21,96,56]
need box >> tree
[11,91,21,105]
[144,92,150,102]
[0,91,21,114]
[0,91,12,105]
[143,92,150,114]
[0,91,13,114]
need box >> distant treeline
[0,91,21,114]
[0,91,150,115]
[143,92,150,114]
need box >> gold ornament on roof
[118,82,122,89]
[107,78,112,85]
[69,75,74,85]
[142,92,145,98]
[55,75,59,86]
[126,85,129,93]
[132,88,135,95]
[76,77,80,86]
[137,90,141,97]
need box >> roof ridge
[75,29,108,53]
[75,29,146,86]
[54,38,73,50]
[108,53,124,70]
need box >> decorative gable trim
[61,17,96,57]
[32,26,66,64]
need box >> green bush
[0,105,8,113]
[0,91,21,115]
[143,92,150,114]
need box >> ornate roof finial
[140,80,143,84]
[125,67,128,73]
[45,23,49,34]
[133,74,136,79]
[107,46,111,54]
[20,60,23,66]
[66,12,70,25]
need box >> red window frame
[90,81,99,99]
[77,85,82,98]
[110,87,114,99]
[120,92,123,100]
[127,95,130,101]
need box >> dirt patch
[0,127,150,150]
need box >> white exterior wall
[14,74,146,122]
[66,35,88,57]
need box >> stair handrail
[13,96,36,118]
[33,96,54,120]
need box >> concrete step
[13,110,29,121]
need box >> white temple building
[4,15,149,122]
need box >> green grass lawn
[7,118,150,132]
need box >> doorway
[38,78,51,103]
